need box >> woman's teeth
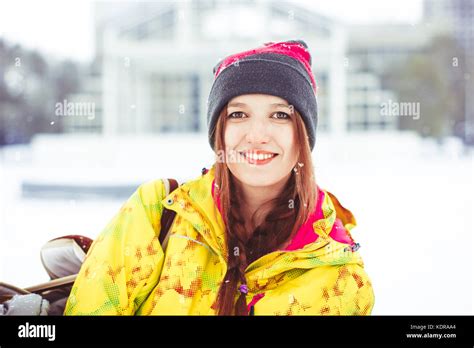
[241,152,277,160]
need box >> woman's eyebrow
[270,103,291,109]
[228,102,247,108]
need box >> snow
[0,131,472,315]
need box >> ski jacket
[64,165,375,315]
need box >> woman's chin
[234,172,288,188]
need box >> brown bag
[0,178,180,315]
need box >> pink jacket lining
[210,178,355,313]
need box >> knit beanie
[207,39,318,151]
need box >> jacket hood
[161,164,365,294]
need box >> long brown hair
[212,104,318,315]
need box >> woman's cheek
[274,125,295,151]
[223,124,242,148]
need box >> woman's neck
[236,176,290,234]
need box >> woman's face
[224,94,299,188]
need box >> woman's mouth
[239,151,279,166]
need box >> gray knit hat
[207,40,318,151]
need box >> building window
[150,73,200,133]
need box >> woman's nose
[245,118,270,144]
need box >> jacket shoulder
[136,178,167,205]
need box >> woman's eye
[272,112,290,120]
[227,112,246,119]
[227,112,290,120]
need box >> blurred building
[61,75,102,133]
[63,0,470,139]
[87,0,347,136]
[424,0,473,57]
[343,0,471,132]
[345,24,434,131]
[424,0,473,144]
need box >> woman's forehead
[228,94,289,106]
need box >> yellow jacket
[64,165,374,315]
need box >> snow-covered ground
[0,132,472,315]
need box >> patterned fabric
[64,164,375,315]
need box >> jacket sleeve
[63,179,167,315]
[339,264,375,315]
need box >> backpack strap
[159,178,179,247]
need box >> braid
[216,174,300,315]
[216,178,251,315]
[247,174,299,264]
[213,107,318,316]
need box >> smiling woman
[225,96,296,172]
[64,40,375,316]
[218,94,312,240]
[213,94,320,315]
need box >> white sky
[301,0,423,24]
[0,0,423,63]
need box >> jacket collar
[161,165,227,259]
[162,164,364,294]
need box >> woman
[64,40,375,315]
